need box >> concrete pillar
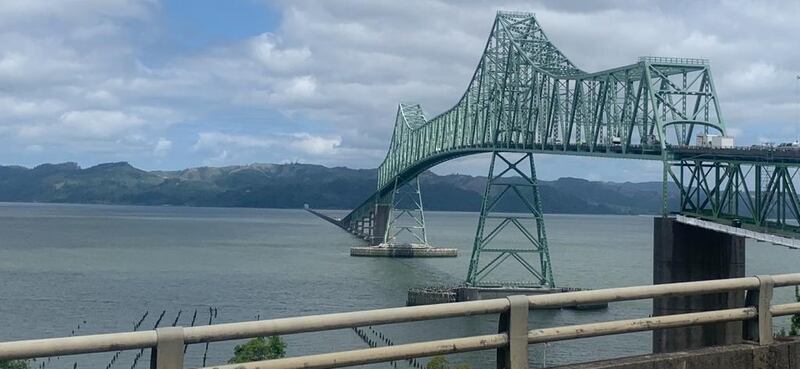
[370,204,391,245]
[652,217,745,353]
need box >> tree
[791,286,800,336]
[426,355,449,369]
[0,361,30,369]
[228,336,286,364]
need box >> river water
[0,202,798,368]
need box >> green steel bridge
[311,11,800,289]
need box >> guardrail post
[497,295,528,369]
[150,327,184,369]
[744,275,774,345]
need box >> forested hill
[0,162,676,214]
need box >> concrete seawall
[554,338,800,369]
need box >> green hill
[0,162,676,214]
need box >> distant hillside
[0,162,677,214]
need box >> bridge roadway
[331,143,800,248]
[372,144,800,196]
[372,143,800,198]
[670,146,800,163]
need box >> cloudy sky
[1,0,798,181]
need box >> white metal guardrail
[1,274,800,369]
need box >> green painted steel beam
[466,152,554,287]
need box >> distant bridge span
[311,11,800,287]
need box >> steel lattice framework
[668,148,800,237]
[375,11,724,191]
[383,177,429,246]
[313,11,800,286]
[340,11,725,241]
[466,152,554,287]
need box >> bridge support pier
[466,152,554,287]
[351,177,457,257]
[652,217,745,353]
[369,204,390,246]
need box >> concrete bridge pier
[369,204,390,246]
[652,217,746,353]
[352,181,457,257]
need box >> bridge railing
[2,273,800,369]
[638,56,709,66]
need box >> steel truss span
[376,11,724,192]
[341,11,724,235]
[325,11,800,258]
[671,158,800,237]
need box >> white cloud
[727,127,744,138]
[728,62,779,89]
[24,145,43,153]
[0,0,798,180]
[0,0,155,23]
[193,131,343,164]
[289,133,341,155]
[59,110,146,138]
[285,76,317,98]
[194,132,276,151]
[249,33,311,72]
[0,97,65,118]
[153,137,172,157]
[85,90,119,106]
[15,107,180,143]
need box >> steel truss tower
[466,152,554,287]
[383,177,430,247]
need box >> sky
[0,0,798,182]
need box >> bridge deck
[670,147,800,164]
[675,214,800,249]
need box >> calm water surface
[0,203,798,368]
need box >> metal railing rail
[638,56,709,65]
[1,273,799,369]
